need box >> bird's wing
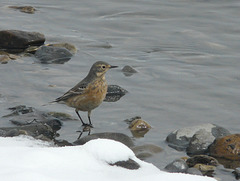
[55,82,88,102]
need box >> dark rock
[109,159,140,170]
[0,30,45,53]
[186,167,203,176]
[186,155,219,167]
[132,144,163,160]
[209,134,240,160]
[164,159,188,173]
[35,45,72,64]
[3,105,63,131]
[0,123,56,140]
[54,139,73,147]
[73,132,134,148]
[233,168,240,180]
[104,85,128,102]
[8,6,36,14]
[122,65,138,76]
[45,112,74,121]
[166,123,230,151]
[3,105,34,117]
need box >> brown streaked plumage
[53,61,118,127]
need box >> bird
[52,61,118,127]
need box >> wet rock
[0,30,45,53]
[109,159,140,170]
[164,159,189,173]
[35,45,73,64]
[45,112,74,121]
[54,139,73,147]
[132,144,163,159]
[126,117,151,138]
[104,85,128,102]
[73,132,134,148]
[8,6,36,14]
[186,167,203,176]
[233,168,240,180]
[122,65,138,76]
[187,129,216,156]
[186,155,219,167]
[209,134,240,160]
[0,123,56,140]
[185,155,218,176]
[47,43,77,54]
[3,105,34,117]
[166,123,230,151]
[3,105,63,131]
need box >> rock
[73,132,134,148]
[0,54,10,64]
[86,41,112,49]
[233,168,240,180]
[0,123,56,140]
[3,105,63,131]
[8,6,36,14]
[45,112,74,121]
[104,85,128,102]
[122,65,138,76]
[47,43,77,54]
[193,164,215,172]
[109,159,140,170]
[186,155,219,167]
[187,129,216,156]
[166,123,230,151]
[185,155,218,176]
[132,144,163,159]
[0,30,45,53]
[186,167,203,176]
[164,159,189,173]
[209,134,240,160]
[35,45,73,64]
[127,117,151,138]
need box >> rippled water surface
[1,0,240,178]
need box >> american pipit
[53,61,118,127]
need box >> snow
[0,136,216,181]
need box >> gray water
[1,0,240,179]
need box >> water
[1,0,240,179]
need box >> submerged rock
[0,30,45,53]
[121,65,138,76]
[109,159,140,170]
[166,123,230,151]
[46,43,77,54]
[8,6,36,14]
[126,116,151,138]
[209,134,240,160]
[132,144,163,159]
[35,45,73,64]
[104,85,128,102]
[73,132,134,148]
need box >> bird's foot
[82,123,93,128]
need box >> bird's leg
[75,109,86,126]
[88,111,93,127]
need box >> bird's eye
[102,65,106,69]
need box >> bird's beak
[110,65,118,69]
